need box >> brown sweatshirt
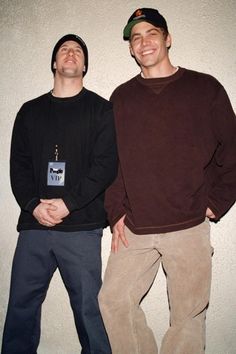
[105,67,236,234]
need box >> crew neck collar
[48,87,86,102]
[137,66,185,85]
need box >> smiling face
[129,21,171,76]
[53,40,85,78]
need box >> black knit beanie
[51,34,88,76]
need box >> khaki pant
[99,220,213,354]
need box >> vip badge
[47,161,66,186]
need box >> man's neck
[52,76,83,98]
[141,60,177,79]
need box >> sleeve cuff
[24,197,40,213]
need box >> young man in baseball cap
[99,8,236,354]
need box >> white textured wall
[0,1,236,353]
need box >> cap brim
[123,19,145,40]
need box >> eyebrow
[60,43,82,49]
[131,27,161,39]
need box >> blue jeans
[2,229,111,354]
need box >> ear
[83,65,86,72]
[53,62,57,69]
[166,33,172,49]
[129,44,135,58]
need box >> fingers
[40,199,57,210]
[38,199,69,224]
[42,215,62,225]
[111,226,129,253]
[206,207,216,219]
[33,202,63,227]
[42,221,55,227]
[119,229,129,248]
[41,199,69,219]
[111,232,119,253]
[40,198,54,204]
[37,213,62,226]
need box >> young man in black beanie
[1,34,116,354]
[98,8,236,354]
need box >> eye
[60,46,67,52]
[150,31,158,36]
[131,36,141,44]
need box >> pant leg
[99,226,160,354]
[160,220,213,354]
[52,229,111,354]
[1,230,57,354]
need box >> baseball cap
[51,34,88,76]
[123,8,168,40]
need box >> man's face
[53,40,85,78]
[129,21,171,71]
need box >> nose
[140,35,151,46]
[141,37,148,46]
[68,48,74,56]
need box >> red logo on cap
[135,9,143,17]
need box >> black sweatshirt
[105,68,236,234]
[10,88,118,231]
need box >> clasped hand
[33,198,69,227]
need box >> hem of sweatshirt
[16,221,108,232]
[125,216,206,235]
